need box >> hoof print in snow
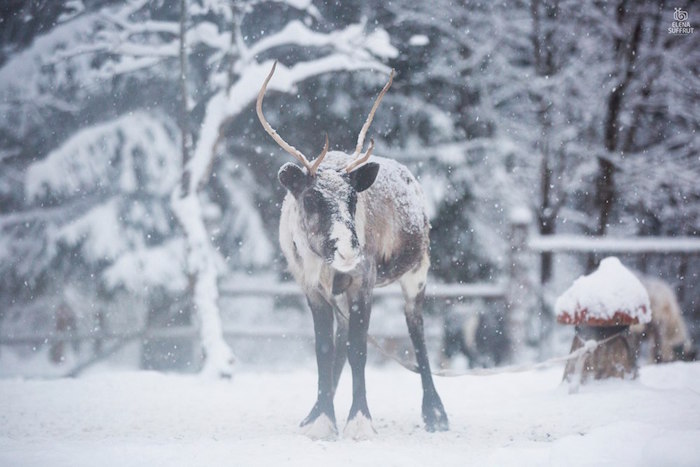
[344,414,377,440]
[300,414,338,441]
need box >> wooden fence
[3,215,700,374]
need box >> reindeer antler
[345,69,394,173]
[257,61,328,176]
[310,133,329,174]
[345,139,375,173]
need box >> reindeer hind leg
[399,257,449,432]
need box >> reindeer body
[278,152,447,438]
[258,62,448,438]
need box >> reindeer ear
[278,163,309,196]
[348,162,379,193]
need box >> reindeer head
[257,61,393,272]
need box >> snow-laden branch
[111,42,178,58]
[26,112,179,200]
[56,197,132,262]
[247,20,397,61]
[271,0,321,18]
[104,238,188,292]
[188,21,231,51]
[188,52,393,191]
[52,24,227,76]
[0,12,98,90]
[95,56,165,78]
[100,13,179,36]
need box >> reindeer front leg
[332,311,348,394]
[343,289,376,439]
[300,292,338,439]
[330,292,350,394]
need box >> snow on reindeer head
[256,61,392,273]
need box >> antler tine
[345,138,374,173]
[309,133,329,175]
[256,61,313,173]
[353,69,394,156]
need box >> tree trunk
[677,254,688,304]
[539,216,555,283]
[588,3,643,271]
[172,0,235,378]
[531,0,560,285]
[178,0,191,191]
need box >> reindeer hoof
[344,413,376,440]
[423,406,449,432]
[300,413,338,440]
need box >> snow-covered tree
[378,0,591,284]
[376,0,699,351]
[0,0,396,375]
[2,0,697,370]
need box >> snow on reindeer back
[555,257,651,326]
[370,155,427,232]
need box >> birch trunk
[172,0,234,378]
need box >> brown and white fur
[258,62,448,438]
[629,278,696,363]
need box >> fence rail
[3,221,698,374]
[529,235,700,253]
[0,326,445,347]
[219,281,506,299]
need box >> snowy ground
[2,363,700,466]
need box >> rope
[333,300,625,378]
[367,328,626,378]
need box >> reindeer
[257,62,449,439]
[629,278,696,363]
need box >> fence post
[506,207,532,362]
